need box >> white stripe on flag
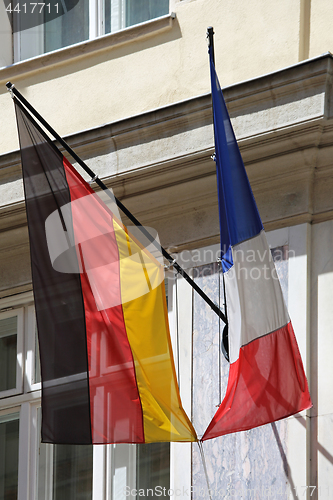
[225,230,289,364]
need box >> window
[0,316,17,393]
[0,412,20,500]
[0,294,171,499]
[110,442,170,498]
[136,443,170,495]
[37,409,93,500]
[14,0,169,62]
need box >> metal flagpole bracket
[164,258,177,271]
[88,174,99,185]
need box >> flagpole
[6,81,227,324]
[206,28,230,361]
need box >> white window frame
[24,305,41,393]
[167,270,191,499]
[0,307,24,398]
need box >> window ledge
[0,13,176,81]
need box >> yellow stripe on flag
[113,220,197,443]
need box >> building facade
[0,0,333,499]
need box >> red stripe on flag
[202,322,312,440]
[63,158,145,444]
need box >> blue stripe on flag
[209,47,263,271]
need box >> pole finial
[206,27,215,64]
[207,26,214,39]
[6,82,15,98]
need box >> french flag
[202,47,312,440]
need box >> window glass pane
[37,409,93,500]
[15,0,89,61]
[104,0,124,33]
[44,0,89,53]
[0,413,20,500]
[0,316,17,392]
[126,0,169,27]
[53,445,93,500]
[105,0,169,34]
[136,443,170,498]
[104,0,111,33]
[13,11,44,61]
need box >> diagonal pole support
[7,81,227,324]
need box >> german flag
[15,99,196,445]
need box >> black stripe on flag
[15,100,92,444]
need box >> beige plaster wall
[309,0,333,58]
[0,0,301,156]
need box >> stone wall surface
[191,253,291,499]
